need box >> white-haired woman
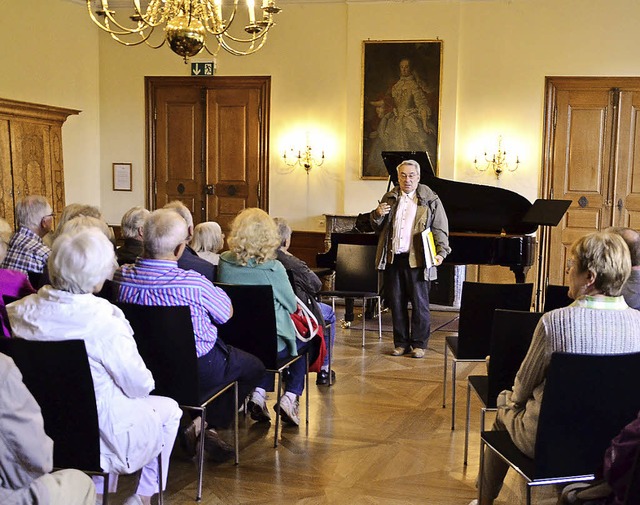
[217,208,305,426]
[473,231,640,505]
[7,228,182,505]
[191,221,224,266]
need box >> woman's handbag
[290,296,327,373]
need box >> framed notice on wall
[361,40,442,179]
[113,163,132,191]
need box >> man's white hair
[48,228,117,294]
[121,206,150,239]
[15,195,51,230]
[163,200,194,228]
[144,209,188,258]
[396,159,421,176]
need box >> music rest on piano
[317,151,564,284]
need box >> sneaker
[122,496,144,505]
[391,346,408,356]
[316,369,336,386]
[411,347,425,358]
[275,394,300,426]
[468,500,478,505]
[247,391,271,422]
[340,319,352,329]
[203,428,235,462]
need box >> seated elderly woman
[191,221,224,266]
[7,228,182,505]
[217,208,306,426]
[473,231,640,505]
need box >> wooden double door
[146,76,270,230]
[542,77,640,286]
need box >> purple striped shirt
[113,258,232,357]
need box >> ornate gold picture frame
[361,40,442,179]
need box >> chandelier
[86,0,282,61]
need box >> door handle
[618,198,624,212]
[205,184,215,195]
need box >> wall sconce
[474,135,520,178]
[282,143,325,173]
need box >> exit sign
[191,62,214,76]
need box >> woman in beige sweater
[473,231,640,505]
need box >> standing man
[1,195,53,275]
[370,159,450,358]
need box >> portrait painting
[361,40,442,179]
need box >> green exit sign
[191,62,214,76]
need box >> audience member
[0,217,35,336]
[113,209,264,460]
[274,217,337,386]
[608,227,640,310]
[116,206,150,265]
[1,195,53,275]
[218,208,307,426]
[163,201,215,281]
[7,228,181,505]
[42,203,103,248]
[472,231,640,505]
[0,352,96,504]
[191,221,224,266]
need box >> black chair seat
[468,375,491,407]
[319,289,379,298]
[481,430,537,480]
[445,335,459,356]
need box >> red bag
[290,297,327,373]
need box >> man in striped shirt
[113,209,265,461]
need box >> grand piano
[317,151,541,285]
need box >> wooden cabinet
[0,98,79,227]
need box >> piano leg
[509,265,530,284]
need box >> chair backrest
[486,309,543,406]
[115,303,201,406]
[456,281,534,358]
[534,352,640,479]
[334,244,378,293]
[543,284,572,312]
[0,338,102,472]
[214,283,279,369]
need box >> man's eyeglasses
[399,173,418,180]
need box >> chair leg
[376,296,382,341]
[464,381,471,465]
[451,359,457,430]
[103,474,110,505]
[526,483,532,505]
[196,408,207,501]
[274,371,282,448]
[326,322,333,386]
[305,354,309,425]
[361,297,366,348]
[443,344,448,408]
[157,453,163,505]
[478,438,486,503]
[233,382,239,465]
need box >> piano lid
[381,150,538,235]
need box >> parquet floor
[112,307,557,505]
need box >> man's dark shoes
[179,417,204,458]
[316,369,336,385]
[203,428,235,462]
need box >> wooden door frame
[145,76,271,211]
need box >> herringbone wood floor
[112,308,557,505]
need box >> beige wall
[0,0,101,209]
[4,0,640,230]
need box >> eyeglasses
[566,258,575,273]
[399,172,418,180]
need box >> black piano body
[317,151,538,284]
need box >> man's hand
[434,254,444,266]
[376,202,391,218]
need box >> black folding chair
[214,283,310,448]
[443,281,534,429]
[464,309,543,464]
[318,243,382,347]
[543,284,572,312]
[479,352,640,505]
[0,338,162,505]
[116,303,238,502]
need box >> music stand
[521,199,572,310]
